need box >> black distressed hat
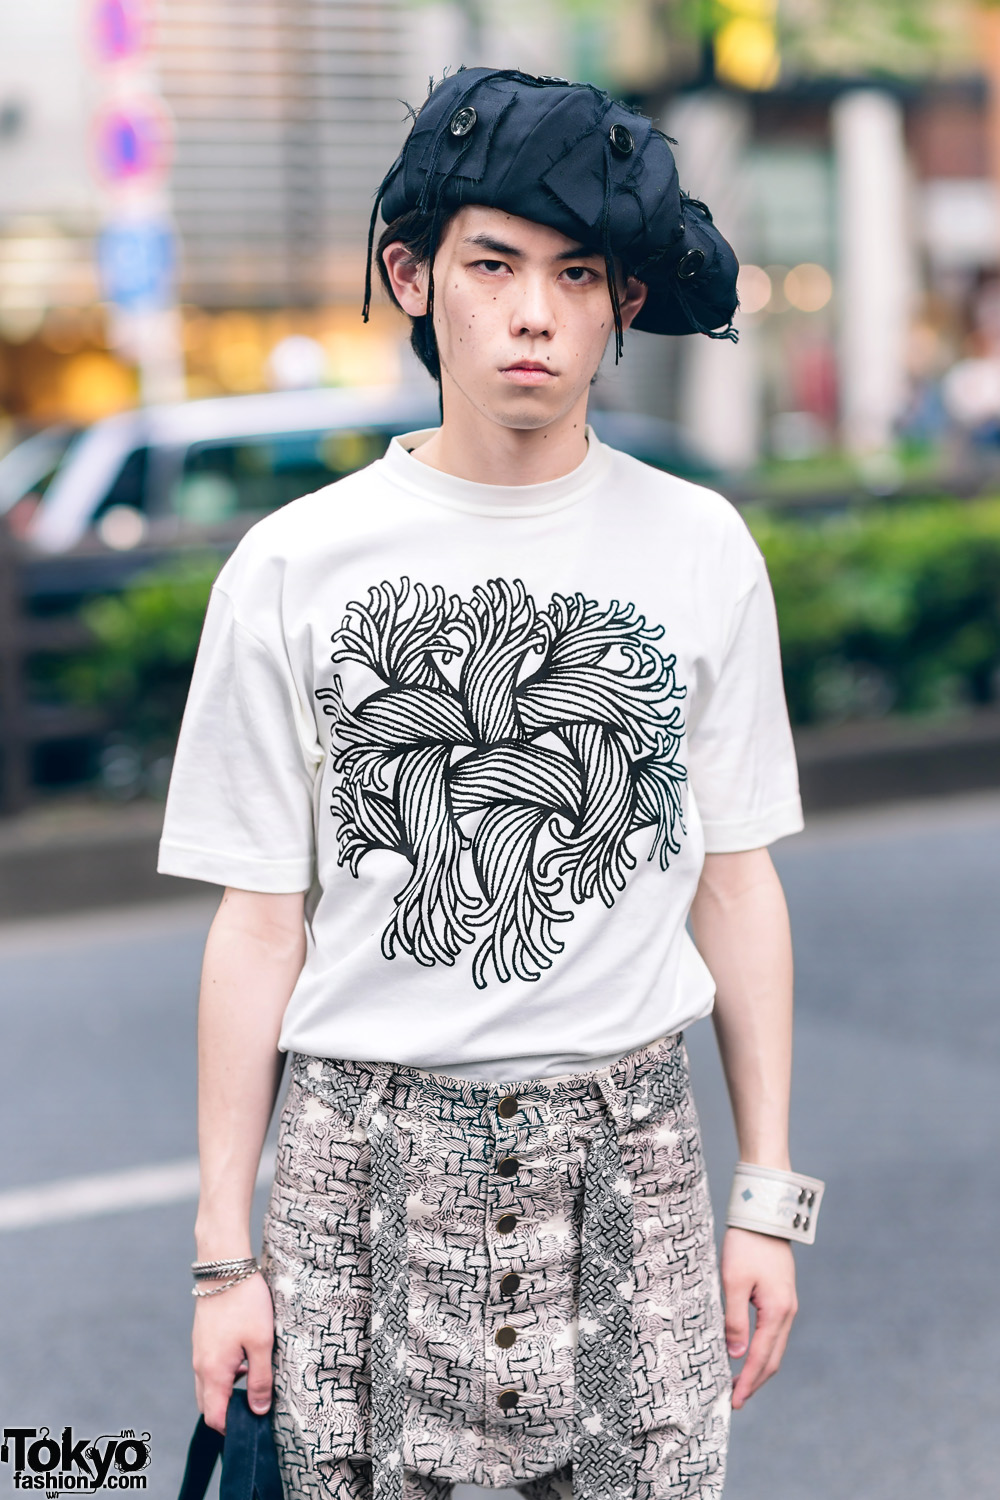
[363,67,740,359]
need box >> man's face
[387,204,647,430]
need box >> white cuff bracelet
[726,1163,825,1245]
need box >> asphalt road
[1,791,998,1500]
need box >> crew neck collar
[379,426,610,517]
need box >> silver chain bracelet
[191,1261,261,1297]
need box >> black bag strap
[177,1416,223,1500]
[177,1390,283,1500]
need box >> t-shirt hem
[276,991,721,1073]
[157,839,313,892]
[700,796,805,853]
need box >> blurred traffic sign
[98,220,176,310]
[91,0,150,64]
[93,96,173,184]
[713,0,780,90]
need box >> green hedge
[59,552,223,755]
[60,498,1000,749]
[747,497,1000,724]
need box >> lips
[500,361,558,385]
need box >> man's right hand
[193,1272,276,1433]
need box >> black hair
[373,206,635,384]
[375,207,458,382]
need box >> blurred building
[0,1,121,430]
[3,0,1000,471]
[601,3,1000,471]
[0,0,458,427]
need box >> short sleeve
[686,541,804,852]
[157,585,321,890]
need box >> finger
[732,1304,794,1409]
[722,1274,752,1360]
[202,1369,234,1435]
[246,1334,275,1416]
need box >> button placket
[490,1124,526,1238]
[486,1091,537,1433]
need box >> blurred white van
[9,384,715,561]
[23,385,442,555]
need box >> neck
[412,381,591,486]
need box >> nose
[510,271,555,341]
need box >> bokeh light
[737,263,772,314]
[713,1,781,91]
[59,350,136,421]
[96,502,148,550]
[784,262,833,312]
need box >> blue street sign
[98,220,176,310]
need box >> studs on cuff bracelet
[726,1163,825,1245]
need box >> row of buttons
[495,1099,520,1244]
[496,1102,523,1414]
[496,1271,519,1410]
[448,109,636,163]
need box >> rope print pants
[260,1031,731,1500]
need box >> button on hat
[449,105,477,137]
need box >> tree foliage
[415,0,977,85]
[55,499,1000,755]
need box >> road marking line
[0,1148,276,1233]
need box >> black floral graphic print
[316,579,687,988]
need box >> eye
[562,266,600,284]
[474,259,509,274]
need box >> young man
[159,68,823,1500]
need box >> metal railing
[0,525,106,815]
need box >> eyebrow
[461,232,602,263]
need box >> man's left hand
[720,1225,798,1409]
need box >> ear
[382,242,429,317]
[619,275,649,332]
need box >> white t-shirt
[158,428,803,1080]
